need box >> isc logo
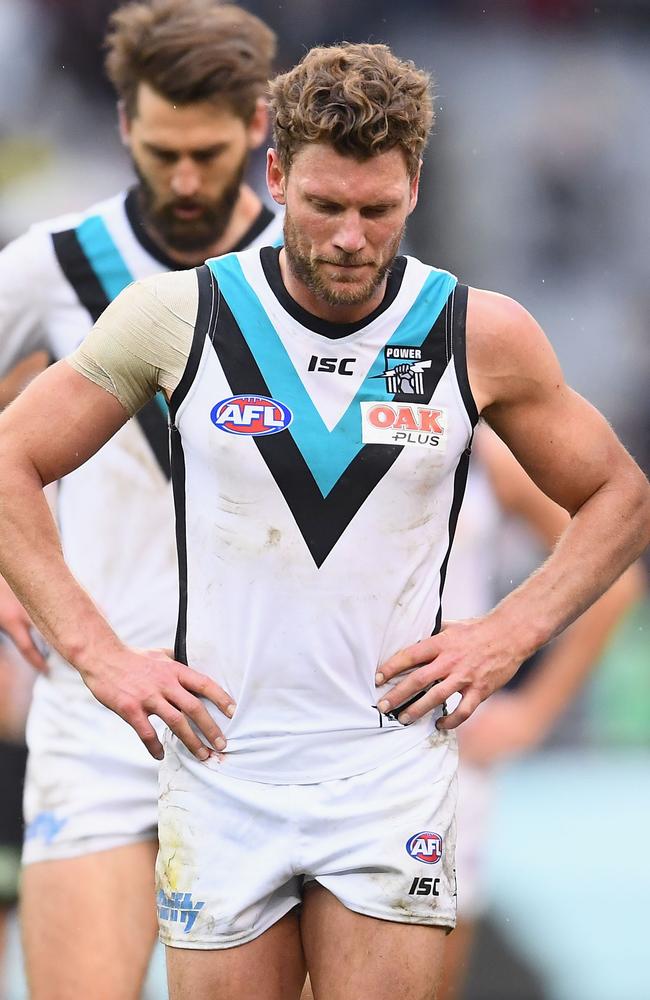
[210,395,293,436]
[405,831,443,864]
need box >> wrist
[485,597,550,665]
[59,621,124,678]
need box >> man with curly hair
[0,42,648,999]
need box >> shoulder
[466,287,564,413]
[136,269,200,327]
[0,192,128,281]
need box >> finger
[157,703,214,762]
[375,636,442,685]
[178,665,235,718]
[387,677,462,725]
[171,689,227,751]
[436,689,483,731]
[129,711,165,761]
[9,622,48,673]
[376,662,449,717]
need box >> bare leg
[438,919,475,1000]
[166,907,306,1000]
[301,883,448,1000]
[21,840,159,1000]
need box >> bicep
[0,361,129,485]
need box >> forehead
[131,82,245,147]
[288,143,411,204]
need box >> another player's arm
[376,289,650,729]
[0,281,235,760]
[460,429,645,763]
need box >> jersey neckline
[259,246,407,340]
[124,187,275,271]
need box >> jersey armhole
[450,283,479,429]
[169,265,218,423]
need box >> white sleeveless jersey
[169,247,479,783]
[0,191,282,654]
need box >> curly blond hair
[269,43,433,179]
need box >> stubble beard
[133,157,247,255]
[283,213,405,309]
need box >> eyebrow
[307,194,401,211]
[143,141,229,157]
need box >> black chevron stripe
[51,228,171,479]
[209,285,457,567]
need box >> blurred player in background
[437,427,645,1000]
[0,1,279,997]
[0,41,648,1000]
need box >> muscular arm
[377,289,650,729]
[460,428,645,763]
[0,274,233,759]
[471,290,649,653]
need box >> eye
[149,148,177,165]
[311,200,341,215]
[192,149,222,164]
[362,205,392,219]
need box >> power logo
[360,402,448,450]
[211,395,293,436]
[405,831,443,864]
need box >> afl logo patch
[406,831,443,864]
[210,395,293,436]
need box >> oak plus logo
[360,402,448,450]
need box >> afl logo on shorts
[210,395,293,436]
[406,831,443,864]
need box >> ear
[246,97,270,151]
[266,148,286,206]
[117,100,131,147]
[408,162,421,214]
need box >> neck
[278,248,388,325]
[142,185,262,268]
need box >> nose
[170,158,201,199]
[332,211,366,255]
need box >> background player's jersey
[0,191,282,657]
[169,247,478,783]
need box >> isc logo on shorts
[360,402,447,450]
[211,395,293,436]
[406,831,443,864]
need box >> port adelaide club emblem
[362,345,448,450]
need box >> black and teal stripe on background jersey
[52,215,171,478]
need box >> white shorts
[156,729,458,949]
[22,656,160,864]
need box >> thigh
[166,907,306,1000]
[301,883,447,1000]
[21,840,159,1000]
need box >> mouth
[172,204,204,221]
[320,260,374,271]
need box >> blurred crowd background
[0,2,648,999]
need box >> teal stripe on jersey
[76,216,134,301]
[209,254,457,497]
